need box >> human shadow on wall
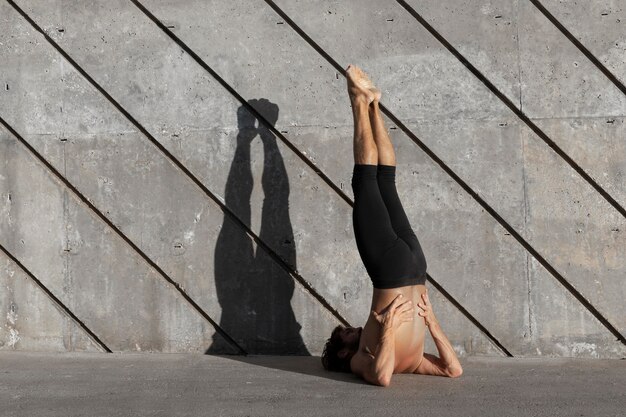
[206,99,309,355]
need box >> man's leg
[369,100,396,167]
[369,97,427,271]
[369,98,415,240]
[347,65,398,277]
[346,65,377,165]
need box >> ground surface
[0,351,624,417]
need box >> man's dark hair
[321,325,353,373]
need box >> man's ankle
[351,96,371,108]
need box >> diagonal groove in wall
[261,0,626,346]
[5,0,350,343]
[529,0,626,96]
[394,0,625,219]
[0,242,112,352]
[129,0,514,355]
[427,274,512,356]
[0,114,247,355]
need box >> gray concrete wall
[0,0,624,358]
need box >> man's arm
[351,328,395,387]
[414,290,463,378]
[351,294,414,387]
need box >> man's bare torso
[360,284,428,373]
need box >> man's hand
[371,294,414,331]
[414,289,463,378]
[417,290,438,327]
[357,294,413,387]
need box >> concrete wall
[0,0,624,358]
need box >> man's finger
[396,305,413,314]
[389,294,404,310]
[390,294,402,306]
[399,306,414,316]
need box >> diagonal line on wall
[0,115,247,355]
[394,0,625,219]
[529,0,626,96]
[130,0,515,356]
[427,274,512,357]
[4,0,350,337]
[0,242,112,352]
[261,0,626,346]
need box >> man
[321,64,463,386]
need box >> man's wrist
[427,318,441,331]
[381,326,395,338]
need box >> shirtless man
[321,64,463,386]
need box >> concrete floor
[0,351,624,417]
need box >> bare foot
[346,64,381,104]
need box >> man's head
[321,325,363,372]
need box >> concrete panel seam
[0,114,247,355]
[261,0,626,346]
[529,0,626,96]
[521,136,533,339]
[516,0,523,112]
[394,0,626,219]
[0,242,111,352]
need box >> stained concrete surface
[0,351,625,417]
[1,0,625,358]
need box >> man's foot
[346,64,381,105]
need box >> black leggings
[351,164,427,289]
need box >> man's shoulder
[349,347,374,376]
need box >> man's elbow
[446,365,463,378]
[374,374,392,387]
[368,371,392,387]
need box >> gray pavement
[0,351,624,417]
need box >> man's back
[359,284,428,373]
